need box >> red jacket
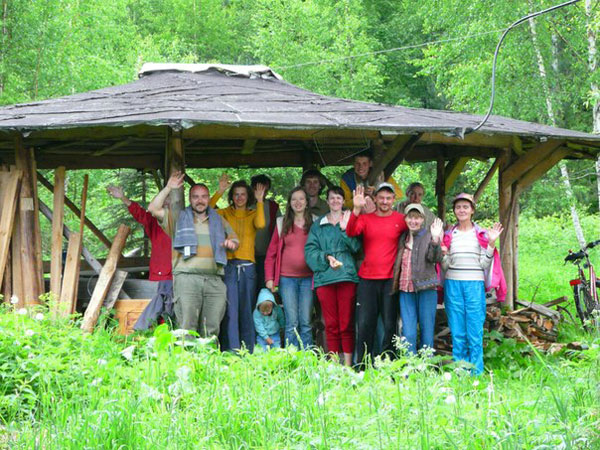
[128,202,172,281]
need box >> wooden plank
[81,224,130,333]
[367,134,413,185]
[37,171,112,249]
[166,127,185,215]
[501,140,565,187]
[444,157,469,192]
[58,233,83,316]
[103,269,129,309]
[15,137,43,305]
[58,174,88,316]
[498,149,514,309]
[474,158,500,203]
[30,153,44,292]
[383,134,423,181]
[50,167,66,297]
[0,170,22,290]
[419,131,512,149]
[516,148,570,190]
[240,139,258,155]
[11,207,23,307]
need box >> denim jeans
[222,260,256,353]
[279,276,313,349]
[399,289,438,355]
[444,279,486,374]
[257,333,281,351]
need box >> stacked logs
[435,296,570,354]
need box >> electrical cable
[458,0,581,138]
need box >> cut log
[542,296,568,308]
[103,269,128,310]
[512,301,561,321]
[81,225,130,333]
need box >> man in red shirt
[107,185,173,330]
[346,182,407,366]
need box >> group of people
[108,150,506,374]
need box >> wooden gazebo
[0,63,599,311]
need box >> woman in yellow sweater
[210,176,266,353]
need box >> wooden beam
[37,171,112,249]
[515,148,570,190]
[14,136,43,305]
[436,155,446,222]
[81,224,130,333]
[383,134,423,181]
[241,139,258,155]
[166,128,185,214]
[473,158,500,203]
[91,137,136,156]
[498,149,515,310]
[11,210,23,307]
[501,140,565,187]
[0,169,22,290]
[367,135,414,185]
[184,174,196,186]
[444,157,469,192]
[50,167,66,298]
[420,132,512,149]
[58,175,88,316]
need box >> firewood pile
[434,295,573,354]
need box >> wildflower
[443,372,452,382]
[10,295,19,305]
[17,308,27,316]
[444,394,456,405]
[473,380,480,387]
[90,377,103,387]
[120,345,135,361]
[34,313,44,321]
[439,386,452,394]
[97,359,107,366]
[25,329,35,337]
[317,393,325,406]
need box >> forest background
[0,0,599,299]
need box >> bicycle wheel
[575,284,600,329]
[573,284,587,326]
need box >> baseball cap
[374,182,395,194]
[404,203,425,216]
[452,193,476,209]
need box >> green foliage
[0,306,598,449]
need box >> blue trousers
[257,333,281,351]
[222,260,256,353]
[399,289,438,355]
[444,279,486,374]
[279,276,313,349]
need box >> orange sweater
[210,192,265,262]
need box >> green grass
[0,214,599,449]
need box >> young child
[253,288,285,350]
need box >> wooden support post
[50,167,66,298]
[37,171,112,249]
[367,134,422,186]
[30,156,43,291]
[14,135,43,305]
[444,157,469,192]
[516,148,570,190]
[81,224,130,333]
[58,175,88,316]
[11,211,23,307]
[0,170,22,290]
[474,158,500,203]
[165,128,185,213]
[436,155,446,222]
[498,149,516,310]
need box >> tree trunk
[585,0,600,212]
[528,13,586,248]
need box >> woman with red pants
[305,186,361,366]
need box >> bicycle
[564,239,600,330]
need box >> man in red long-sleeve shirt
[346,182,407,366]
[107,185,173,330]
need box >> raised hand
[487,222,504,246]
[353,185,367,212]
[339,210,351,231]
[430,218,444,243]
[167,171,185,190]
[106,185,124,199]
[254,183,266,202]
[363,196,376,214]
[218,173,232,194]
